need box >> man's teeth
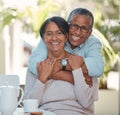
[72,36,80,41]
[52,42,59,45]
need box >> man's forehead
[72,14,90,20]
[70,15,90,26]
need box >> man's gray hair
[67,8,94,29]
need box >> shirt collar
[66,41,85,50]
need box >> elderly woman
[24,16,97,115]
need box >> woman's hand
[49,59,62,77]
[37,58,56,83]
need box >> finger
[86,80,93,87]
[85,78,93,84]
[48,58,56,66]
[51,58,57,65]
[37,62,40,69]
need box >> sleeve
[84,37,104,77]
[72,68,98,108]
[28,39,48,75]
[24,70,46,105]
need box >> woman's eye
[46,33,52,36]
[57,31,62,35]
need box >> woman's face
[44,22,67,53]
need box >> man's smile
[71,35,81,41]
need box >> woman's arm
[72,68,98,108]
[24,70,45,105]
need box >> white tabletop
[13,108,56,115]
[0,108,24,115]
[14,108,24,115]
[0,108,56,115]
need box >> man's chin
[69,41,78,48]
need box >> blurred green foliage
[0,0,119,88]
[0,0,60,36]
[93,0,119,88]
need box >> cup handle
[17,87,24,106]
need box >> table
[14,108,24,115]
[14,108,56,115]
[14,108,42,115]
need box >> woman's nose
[51,33,57,40]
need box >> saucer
[42,110,56,115]
[30,112,42,115]
[31,110,56,115]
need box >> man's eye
[72,24,79,29]
[81,26,88,31]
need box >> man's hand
[68,55,93,87]
[67,55,84,70]
[82,63,93,87]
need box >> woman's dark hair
[40,16,69,39]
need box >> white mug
[0,86,24,115]
[23,99,38,113]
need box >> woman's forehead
[45,22,60,31]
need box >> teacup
[23,99,38,113]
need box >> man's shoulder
[88,34,99,41]
[86,34,101,44]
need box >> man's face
[68,14,92,49]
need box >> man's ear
[88,29,92,36]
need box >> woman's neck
[48,50,67,59]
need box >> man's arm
[28,39,47,75]
[50,56,92,86]
[48,59,74,84]
[67,55,92,86]
[28,39,92,86]
[84,36,104,77]
[52,70,74,84]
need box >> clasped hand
[37,56,92,87]
[37,58,57,83]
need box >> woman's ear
[65,34,68,42]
